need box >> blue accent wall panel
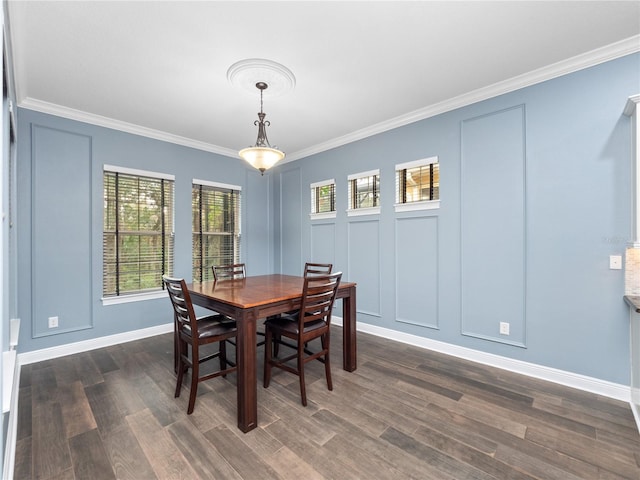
[348,219,380,317]
[460,105,526,345]
[245,170,271,275]
[310,223,335,266]
[279,169,302,275]
[395,216,438,329]
[32,125,92,336]
[17,108,273,353]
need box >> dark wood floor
[13,327,640,479]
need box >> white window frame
[310,179,337,220]
[347,169,380,217]
[192,179,242,283]
[102,164,175,305]
[394,156,440,213]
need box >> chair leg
[298,347,307,407]
[322,333,333,391]
[173,322,178,373]
[273,333,281,357]
[263,327,272,388]
[220,340,227,376]
[187,353,199,415]
[175,341,186,398]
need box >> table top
[187,273,355,309]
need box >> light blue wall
[16,109,274,353]
[11,53,640,386]
[271,53,640,385]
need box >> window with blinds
[103,166,175,298]
[395,157,440,212]
[347,170,380,214]
[310,179,336,218]
[192,180,241,283]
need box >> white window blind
[310,179,336,215]
[192,180,242,283]
[103,166,175,297]
[348,169,380,210]
[395,157,439,204]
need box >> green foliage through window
[311,182,335,214]
[103,169,174,297]
[192,183,241,282]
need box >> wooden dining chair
[272,261,334,357]
[211,263,266,347]
[163,276,238,414]
[263,272,342,406]
[303,262,333,276]
[212,263,246,281]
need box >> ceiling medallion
[227,58,296,97]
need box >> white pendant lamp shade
[239,146,285,174]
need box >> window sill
[310,212,337,220]
[102,290,167,306]
[394,200,440,213]
[347,206,380,217]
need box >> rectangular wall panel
[32,126,92,337]
[395,216,438,329]
[461,106,526,346]
[347,220,380,317]
[245,170,271,275]
[279,169,302,275]
[310,223,335,267]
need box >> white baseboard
[2,356,21,480]
[333,316,631,403]
[18,318,631,403]
[15,318,634,413]
[632,402,640,435]
[18,323,173,365]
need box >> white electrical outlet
[499,322,510,335]
[48,316,58,328]
[609,255,622,270]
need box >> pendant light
[238,82,285,175]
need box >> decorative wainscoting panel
[310,222,336,267]
[32,125,93,337]
[460,105,527,346]
[395,216,439,329]
[279,169,302,275]
[348,219,381,317]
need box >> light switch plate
[609,255,622,270]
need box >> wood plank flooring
[13,328,640,479]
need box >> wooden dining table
[187,274,357,432]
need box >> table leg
[235,310,258,432]
[342,285,357,372]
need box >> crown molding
[625,94,640,116]
[18,35,640,164]
[284,35,640,163]
[18,97,239,158]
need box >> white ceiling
[7,1,640,164]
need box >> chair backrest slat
[212,263,246,281]
[303,262,333,277]
[299,272,342,327]
[163,276,199,334]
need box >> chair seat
[182,315,237,340]
[265,315,327,335]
